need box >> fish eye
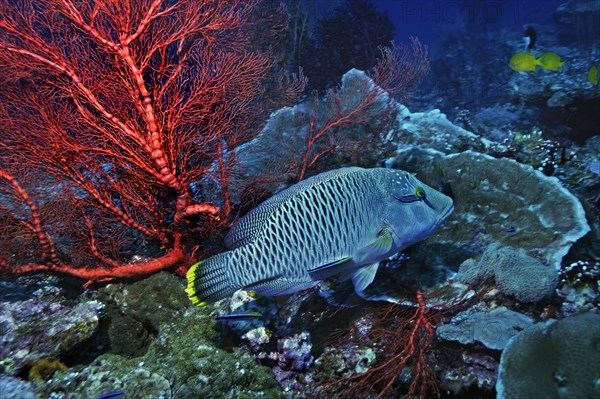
[394,186,436,210]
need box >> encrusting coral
[28,359,67,382]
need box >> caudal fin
[185,252,237,306]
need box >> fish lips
[436,202,454,225]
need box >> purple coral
[0,289,104,375]
[277,332,314,371]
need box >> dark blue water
[370,0,564,45]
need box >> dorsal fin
[224,167,365,248]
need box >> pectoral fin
[308,230,394,281]
[352,263,380,294]
[354,228,394,263]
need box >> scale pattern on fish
[186,167,454,305]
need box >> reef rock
[555,0,600,46]
[0,279,104,376]
[437,306,534,350]
[43,273,283,399]
[0,374,41,399]
[441,352,498,395]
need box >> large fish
[186,167,454,306]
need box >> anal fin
[215,312,262,321]
[243,275,282,292]
[243,275,317,297]
[308,257,353,281]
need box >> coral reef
[420,0,600,144]
[0,0,301,285]
[469,104,522,142]
[314,346,376,378]
[560,259,600,287]
[313,291,461,399]
[276,332,314,372]
[556,281,599,318]
[233,69,399,193]
[419,151,589,270]
[0,1,597,398]
[0,374,41,399]
[218,290,319,393]
[388,105,492,157]
[269,332,314,393]
[437,306,534,350]
[0,282,103,376]
[440,352,498,395]
[383,144,591,294]
[16,273,284,398]
[28,359,67,382]
[0,63,595,397]
[497,312,600,399]
[499,127,573,176]
[505,41,600,143]
[456,243,558,303]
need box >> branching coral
[317,291,469,399]
[0,0,302,285]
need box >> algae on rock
[49,273,283,399]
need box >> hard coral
[48,273,283,398]
[437,306,534,350]
[456,243,558,302]
[497,312,600,399]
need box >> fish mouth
[436,202,454,224]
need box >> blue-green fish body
[186,167,453,305]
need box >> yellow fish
[588,65,598,86]
[537,52,565,71]
[509,52,538,72]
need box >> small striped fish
[186,167,453,305]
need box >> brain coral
[456,243,558,302]
[496,312,600,399]
[403,151,590,271]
